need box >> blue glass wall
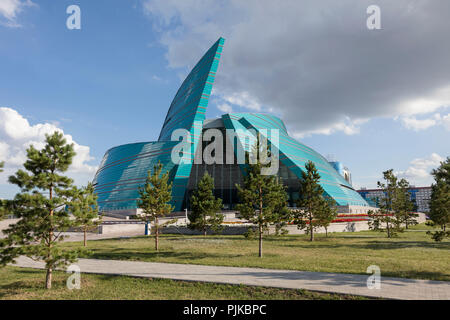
[92,141,178,212]
[93,37,369,213]
[222,113,368,207]
[93,38,225,212]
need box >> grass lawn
[0,267,365,300]
[61,224,450,281]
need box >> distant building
[328,161,352,186]
[357,186,432,213]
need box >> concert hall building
[92,38,370,216]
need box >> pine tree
[293,161,326,241]
[0,200,5,221]
[0,132,81,289]
[367,208,381,231]
[428,157,450,241]
[137,161,174,251]
[431,156,450,184]
[316,196,338,237]
[0,161,6,220]
[395,178,417,229]
[0,198,13,221]
[236,135,288,258]
[273,201,292,236]
[375,169,403,238]
[188,172,223,236]
[68,182,102,247]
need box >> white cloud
[401,114,438,131]
[443,114,450,130]
[217,103,233,114]
[400,112,450,131]
[0,0,34,27]
[292,117,368,139]
[396,153,444,186]
[220,91,261,111]
[0,0,22,20]
[396,85,450,116]
[0,107,97,186]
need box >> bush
[427,230,450,242]
[244,227,257,239]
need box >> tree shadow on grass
[356,240,450,250]
[262,233,385,245]
[0,280,33,298]
[12,268,42,275]
[0,270,66,298]
[381,270,450,282]
[260,236,306,243]
[86,248,246,262]
[279,238,450,251]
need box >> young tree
[316,197,338,237]
[69,182,102,247]
[0,203,6,221]
[273,202,292,236]
[375,169,403,238]
[431,156,450,183]
[236,135,288,258]
[0,161,6,220]
[428,157,450,241]
[293,161,326,241]
[137,161,174,251]
[0,132,81,289]
[367,208,381,231]
[394,178,417,229]
[188,172,223,236]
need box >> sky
[0,0,449,198]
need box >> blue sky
[0,0,449,198]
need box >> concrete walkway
[12,256,450,300]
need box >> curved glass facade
[93,38,225,213]
[92,141,178,212]
[93,37,368,214]
[222,113,367,207]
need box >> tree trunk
[258,224,263,258]
[325,227,328,237]
[203,215,207,237]
[386,220,391,238]
[45,267,52,289]
[155,217,159,251]
[47,184,54,289]
[259,187,263,258]
[309,214,314,241]
[83,227,87,247]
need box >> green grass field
[61,224,450,281]
[0,267,366,300]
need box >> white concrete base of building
[1,212,428,237]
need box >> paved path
[57,232,141,242]
[12,256,450,300]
